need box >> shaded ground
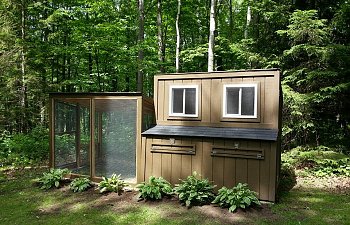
[1,167,350,225]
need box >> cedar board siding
[140,136,277,202]
[154,70,280,129]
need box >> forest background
[0,0,349,164]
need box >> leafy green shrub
[212,183,260,213]
[39,168,70,190]
[98,174,126,194]
[137,176,173,200]
[0,126,49,166]
[278,163,297,193]
[174,172,215,207]
[313,158,350,177]
[0,171,6,182]
[70,177,92,192]
[282,146,350,177]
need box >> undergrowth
[282,146,350,177]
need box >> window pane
[172,88,183,113]
[226,87,239,114]
[185,88,196,114]
[241,87,255,115]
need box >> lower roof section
[142,125,278,141]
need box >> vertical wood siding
[141,137,277,202]
[155,71,280,129]
[140,70,281,202]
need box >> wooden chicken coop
[140,69,282,202]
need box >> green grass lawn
[0,168,349,225]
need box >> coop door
[93,99,137,182]
[53,99,91,175]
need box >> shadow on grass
[3,167,349,225]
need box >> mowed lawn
[0,168,350,225]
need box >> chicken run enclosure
[49,69,281,202]
[49,93,154,182]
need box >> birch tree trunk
[244,5,251,39]
[175,0,181,73]
[137,0,145,92]
[208,0,216,72]
[20,0,28,132]
[157,0,165,73]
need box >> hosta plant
[174,172,216,207]
[212,183,261,213]
[137,176,173,200]
[70,177,92,192]
[98,174,126,194]
[39,168,70,190]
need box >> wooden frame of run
[49,92,154,184]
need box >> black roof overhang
[142,125,278,141]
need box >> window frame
[223,83,258,119]
[169,84,199,118]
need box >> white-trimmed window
[169,85,198,117]
[223,83,257,118]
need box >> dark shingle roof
[142,125,278,141]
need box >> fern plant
[137,176,173,200]
[98,174,126,194]
[70,177,92,192]
[39,168,70,190]
[212,183,261,213]
[174,172,215,207]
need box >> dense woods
[0,0,349,159]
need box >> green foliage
[278,8,349,150]
[70,177,92,192]
[98,174,127,194]
[0,126,49,166]
[277,10,329,45]
[282,146,350,177]
[174,172,215,207]
[282,84,314,148]
[0,0,349,154]
[136,176,173,200]
[39,168,70,190]
[212,183,260,213]
[312,158,350,177]
[0,171,6,182]
[278,163,297,194]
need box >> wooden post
[75,104,81,168]
[90,98,95,178]
[49,97,55,168]
[97,112,103,159]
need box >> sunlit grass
[0,168,349,225]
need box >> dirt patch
[295,175,350,194]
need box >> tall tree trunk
[229,0,233,41]
[175,0,181,73]
[157,0,165,73]
[208,0,216,72]
[244,5,251,39]
[88,46,93,90]
[137,0,145,93]
[20,0,28,132]
[95,49,102,91]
